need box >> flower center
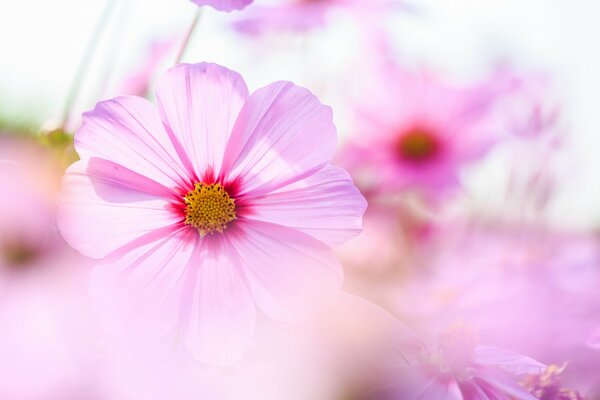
[397,128,440,163]
[184,183,236,237]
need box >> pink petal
[222,81,337,197]
[90,229,196,341]
[182,235,256,366]
[474,346,546,376]
[75,96,189,188]
[57,159,180,258]
[373,367,461,400]
[228,220,343,323]
[417,378,464,400]
[459,379,495,400]
[156,63,249,180]
[91,230,255,367]
[470,369,538,400]
[245,166,366,246]
[191,0,253,12]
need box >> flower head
[341,65,508,198]
[57,62,366,365]
[370,325,546,399]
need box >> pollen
[184,183,236,237]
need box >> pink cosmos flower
[57,62,366,366]
[371,325,546,400]
[340,64,510,199]
[191,0,253,12]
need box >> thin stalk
[60,0,117,130]
[175,8,203,65]
[95,1,133,99]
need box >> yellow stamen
[184,183,236,237]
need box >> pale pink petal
[417,378,464,400]
[229,220,342,322]
[156,63,249,180]
[471,369,538,400]
[372,367,461,400]
[191,0,253,12]
[459,380,495,400]
[75,96,188,188]
[94,228,256,366]
[474,346,546,376]
[90,229,196,341]
[222,81,336,197]
[182,235,256,366]
[58,159,180,259]
[245,166,366,246]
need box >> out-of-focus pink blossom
[191,0,253,12]
[57,62,366,366]
[370,325,545,399]
[388,223,600,397]
[398,226,600,352]
[340,64,509,200]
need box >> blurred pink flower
[389,224,600,396]
[233,0,407,34]
[57,62,366,366]
[340,65,509,199]
[191,0,253,12]
[371,325,545,399]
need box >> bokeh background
[1,0,600,399]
